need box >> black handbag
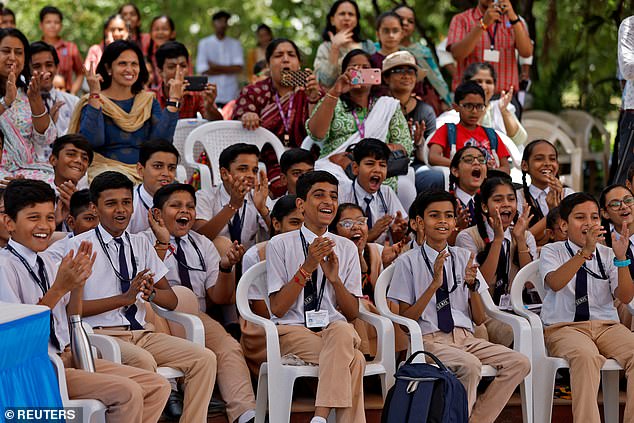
[387,149,410,178]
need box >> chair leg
[326,409,336,423]
[520,372,533,423]
[255,371,268,423]
[533,364,558,423]
[602,369,620,423]
[268,375,295,423]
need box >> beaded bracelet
[31,109,47,118]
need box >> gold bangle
[225,203,239,212]
[325,92,339,101]
[517,249,530,254]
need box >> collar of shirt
[528,184,550,201]
[471,6,485,20]
[138,184,154,208]
[422,241,449,264]
[455,187,475,207]
[485,221,512,244]
[353,179,377,203]
[299,224,330,244]
[96,224,129,247]
[7,239,38,268]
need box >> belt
[93,325,131,331]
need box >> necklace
[400,97,414,115]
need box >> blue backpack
[446,122,498,156]
[381,350,469,423]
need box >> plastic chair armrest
[358,301,395,364]
[87,333,122,363]
[150,303,205,346]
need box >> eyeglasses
[338,217,368,229]
[390,67,416,76]
[607,196,634,210]
[459,103,486,112]
[460,155,487,165]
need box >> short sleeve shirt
[427,123,510,161]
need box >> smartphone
[280,69,312,87]
[185,76,208,91]
[349,68,382,85]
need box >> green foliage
[10,0,624,120]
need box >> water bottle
[69,314,96,372]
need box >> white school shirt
[387,243,488,335]
[68,224,168,329]
[338,179,407,244]
[140,229,220,312]
[127,184,154,234]
[195,184,268,250]
[44,232,74,264]
[455,221,538,265]
[242,242,267,300]
[0,239,71,353]
[266,225,362,326]
[516,184,575,217]
[454,187,476,210]
[195,35,244,104]
[539,241,619,326]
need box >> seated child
[128,139,179,234]
[277,148,315,199]
[0,179,171,422]
[545,206,567,243]
[388,190,530,422]
[540,192,634,422]
[143,183,257,423]
[449,146,488,230]
[338,138,408,244]
[427,81,511,174]
[266,170,366,423]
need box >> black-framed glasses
[390,67,416,76]
[607,196,634,210]
[459,103,486,112]
[338,217,368,229]
[460,155,487,165]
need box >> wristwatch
[466,279,480,292]
[0,96,11,109]
[166,99,181,109]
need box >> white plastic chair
[375,264,534,423]
[183,121,287,191]
[521,119,584,192]
[559,109,611,186]
[236,261,395,423]
[522,110,576,139]
[173,118,208,183]
[510,261,622,423]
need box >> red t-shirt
[427,123,510,160]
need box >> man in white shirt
[614,15,634,184]
[195,11,244,107]
[127,139,178,234]
[266,171,366,423]
[68,171,217,423]
[0,179,170,422]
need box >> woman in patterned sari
[233,38,321,197]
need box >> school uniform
[339,179,407,244]
[141,229,256,423]
[196,185,268,250]
[516,184,575,216]
[454,187,477,224]
[266,225,366,422]
[387,243,530,421]
[0,239,171,423]
[540,240,634,423]
[609,226,634,329]
[44,232,74,264]
[68,225,217,423]
[127,184,154,234]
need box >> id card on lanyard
[299,230,329,328]
[483,23,501,63]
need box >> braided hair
[521,139,559,227]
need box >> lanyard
[299,230,327,311]
[352,178,388,213]
[95,226,138,282]
[565,241,608,280]
[137,185,151,211]
[274,92,294,135]
[420,244,458,293]
[169,235,207,272]
[486,23,499,49]
[351,98,374,138]
[6,244,50,294]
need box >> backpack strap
[446,123,458,158]
[483,126,500,166]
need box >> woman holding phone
[233,38,321,196]
[314,0,376,88]
[69,40,182,182]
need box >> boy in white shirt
[276,148,315,198]
[338,138,408,244]
[540,192,634,423]
[387,191,530,423]
[127,139,179,234]
[266,170,366,423]
[0,179,171,422]
[68,171,217,423]
[193,143,270,250]
[143,183,257,423]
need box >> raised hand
[221,240,246,268]
[409,118,426,147]
[456,203,471,230]
[0,174,24,189]
[498,87,514,112]
[241,112,260,130]
[253,169,269,215]
[545,175,564,209]
[303,70,321,103]
[84,61,103,95]
[367,214,393,242]
[329,70,353,97]
[147,208,170,245]
[612,222,630,260]
[202,83,217,107]
[50,100,65,123]
[320,250,340,283]
[329,28,354,49]
[227,174,250,209]
[381,238,406,267]
[464,253,478,287]
[390,211,408,238]
[140,273,156,302]
[512,203,532,242]
[167,64,186,104]
[431,250,449,290]
[488,207,505,241]
[582,224,605,257]
[483,3,503,26]
[304,237,336,273]
[123,269,150,305]
[55,180,77,226]
[27,71,50,111]
[4,70,16,108]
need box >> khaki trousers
[198,312,256,422]
[95,329,217,423]
[484,316,514,347]
[63,353,171,423]
[239,317,267,376]
[423,327,530,423]
[277,320,366,423]
[544,320,634,423]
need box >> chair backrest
[521,119,583,191]
[522,110,576,138]
[173,118,208,180]
[184,121,287,187]
[559,109,611,154]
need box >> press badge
[483,49,500,63]
[306,310,329,328]
[498,294,511,309]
